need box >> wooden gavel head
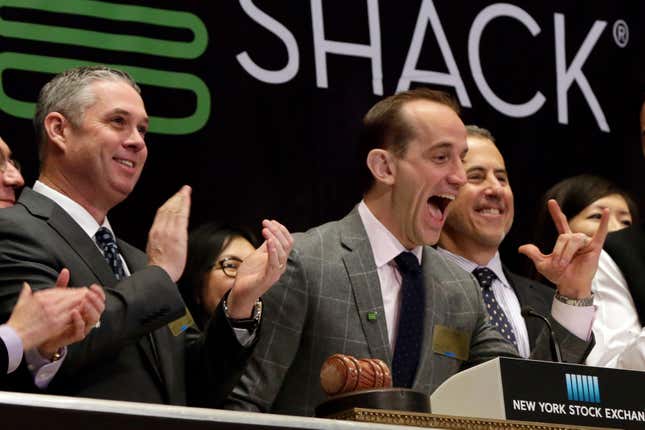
[320,354,393,396]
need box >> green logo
[0,0,211,135]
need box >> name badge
[432,324,470,361]
[168,308,196,336]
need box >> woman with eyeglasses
[178,222,258,329]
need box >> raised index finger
[547,199,572,235]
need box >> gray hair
[465,124,496,144]
[34,66,140,162]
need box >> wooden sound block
[315,388,430,418]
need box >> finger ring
[94,320,101,329]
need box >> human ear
[366,148,396,186]
[43,112,69,153]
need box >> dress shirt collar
[436,247,511,289]
[357,200,422,268]
[33,180,114,239]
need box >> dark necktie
[95,227,162,372]
[472,267,517,347]
[95,227,126,280]
[392,251,425,388]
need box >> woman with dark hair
[531,174,638,284]
[178,222,258,329]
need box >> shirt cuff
[551,299,596,341]
[24,347,67,389]
[233,327,257,347]
[0,324,23,374]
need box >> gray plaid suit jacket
[225,207,590,416]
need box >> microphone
[521,306,563,363]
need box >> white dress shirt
[357,201,422,352]
[586,250,645,369]
[437,247,595,358]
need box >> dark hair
[530,174,639,284]
[177,222,258,329]
[357,87,460,194]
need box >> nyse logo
[566,374,600,404]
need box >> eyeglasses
[211,256,243,278]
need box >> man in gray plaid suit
[225,88,601,416]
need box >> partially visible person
[586,98,645,369]
[179,223,258,329]
[531,174,637,285]
[0,136,25,207]
[437,126,594,358]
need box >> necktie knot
[95,226,125,280]
[473,267,496,289]
[95,226,118,249]
[394,252,421,276]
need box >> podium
[431,357,645,429]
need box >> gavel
[320,354,392,396]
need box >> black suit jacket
[0,188,252,406]
[603,224,645,326]
[503,268,554,351]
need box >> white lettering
[538,402,566,414]
[554,13,609,132]
[396,0,470,106]
[569,404,603,418]
[468,4,545,117]
[311,0,383,95]
[236,0,300,84]
[514,399,536,411]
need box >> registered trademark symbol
[612,20,629,47]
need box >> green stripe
[0,52,211,135]
[0,0,208,59]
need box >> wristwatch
[554,291,594,307]
[222,295,263,332]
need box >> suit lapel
[339,209,392,364]
[19,188,117,288]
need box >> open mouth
[428,194,455,220]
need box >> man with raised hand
[226,88,605,417]
[437,126,595,358]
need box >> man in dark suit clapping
[0,66,292,405]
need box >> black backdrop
[0,0,643,274]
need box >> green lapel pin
[367,311,378,321]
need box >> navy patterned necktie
[472,267,517,347]
[95,227,126,280]
[392,251,425,388]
